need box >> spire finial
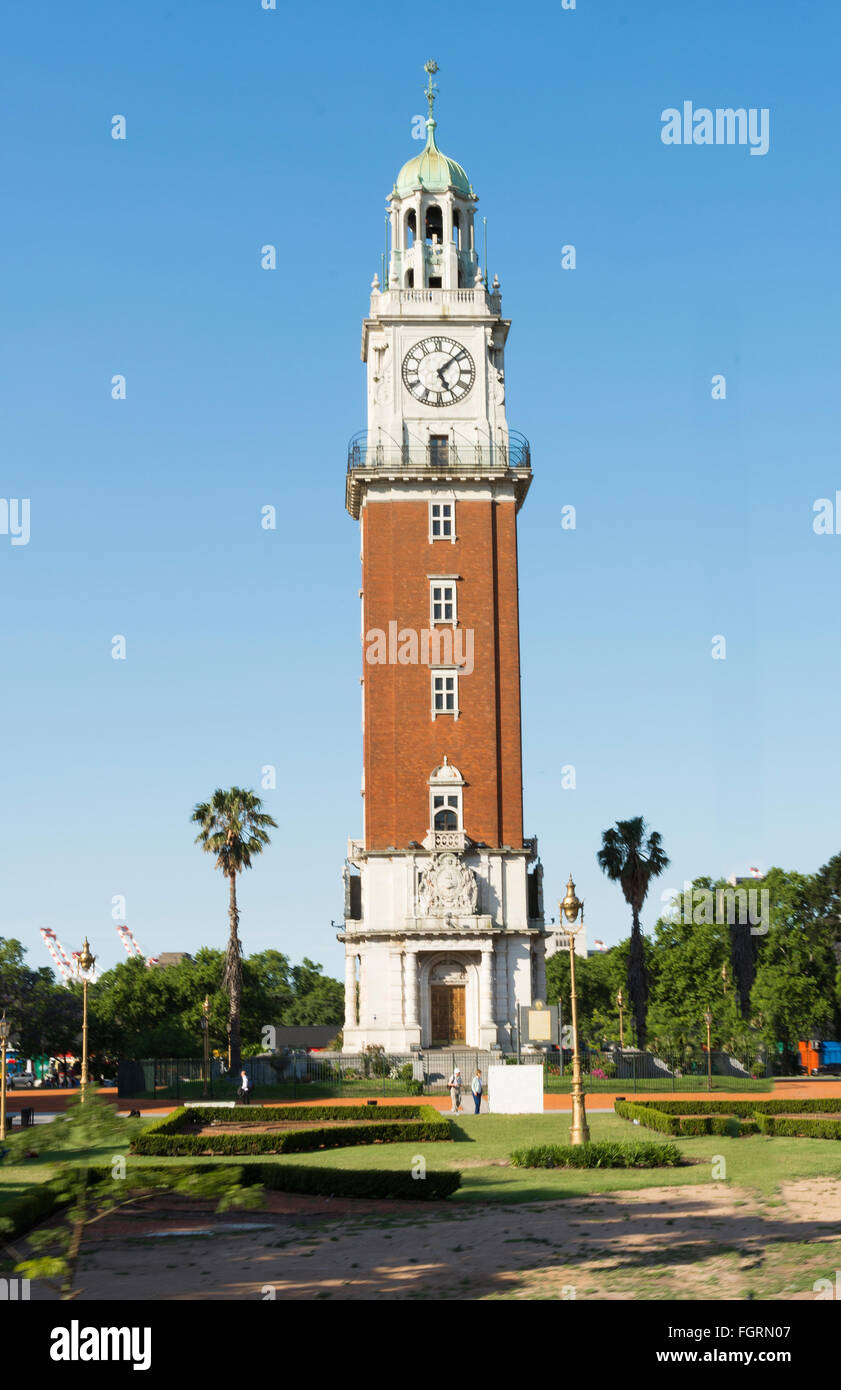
[423,60,439,148]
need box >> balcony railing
[347,431,531,475]
[372,286,502,315]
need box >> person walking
[448,1066,462,1113]
[471,1069,483,1114]
[239,1068,251,1105]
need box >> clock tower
[339,63,547,1054]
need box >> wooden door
[431,984,466,1045]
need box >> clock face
[402,337,475,407]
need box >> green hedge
[152,1103,434,1130]
[615,1100,681,1134]
[132,1104,451,1157]
[754,1114,841,1139]
[614,1100,757,1137]
[257,1164,460,1200]
[511,1140,682,1169]
[0,1182,65,1241]
[616,1098,841,1118]
[73,1160,460,1202]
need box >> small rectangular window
[430,581,456,625]
[431,671,458,718]
[429,501,454,541]
[430,786,463,832]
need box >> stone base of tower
[339,843,547,1053]
[338,927,546,1054]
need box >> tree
[646,896,750,1057]
[597,817,670,1051]
[546,946,627,1045]
[750,866,837,1055]
[0,938,80,1058]
[191,788,277,1075]
[283,959,344,1026]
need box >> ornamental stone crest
[417,852,478,918]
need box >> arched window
[406,210,416,248]
[452,210,461,248]
[434,807,458,831]
[425,204,443,244]
[405,269,414,288]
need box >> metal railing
[347,431,531,475]
[118,1046,769,1100]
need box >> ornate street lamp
[201,996,210,1098]
[616,989,625,1049]
[78,939,96,1104]
[704,1009,713,1093]
[0,1012,10,1141]
[561,875,590,1145]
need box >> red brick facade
[361,493,524,852]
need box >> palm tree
[597,817,669,1052]
[191,788,277,1076]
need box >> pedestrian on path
[239,1069,251,1105]
[448,1067,462,1113]
[471,1069,483,1114]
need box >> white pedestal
[487,1064,544,1114]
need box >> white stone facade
[340,842,547,1052]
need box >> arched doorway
[429,959,467,1045]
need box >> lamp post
[617,989,625,1048]
[561,875,590,1145]
[78,938,96,1104]
[201,996,210,1098]
[704,1010,713,1093]
[0,1012,10,1141]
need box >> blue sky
[1,0,839,980]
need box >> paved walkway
[5,1077,841,1117]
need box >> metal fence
[119,1047,768,1099]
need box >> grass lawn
[7,1109,841,1303]
[249,1113,841,1201]
[8,1112,841,1205]
[4,1111,841,1212]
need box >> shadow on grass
[445,1122,477,1144]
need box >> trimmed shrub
[615,1100,680,1135]
[757,1114,841,1140]
[71,1160,461,1202]
[181,1103,434,1124]
[132,1104,450,1157]
[0,1181,64,1241]
[614,1100,757,1137]
[616,1098,841,1118]
[258,1164,460,1200]
[511,1140,682,1169]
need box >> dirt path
[28,1179,841,1302]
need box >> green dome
[394,120,472,198]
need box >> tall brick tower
[339,63,546,1053]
